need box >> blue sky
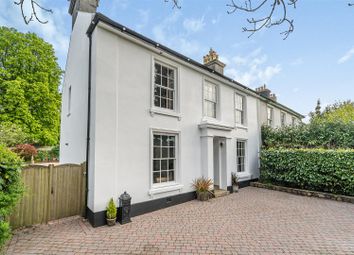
[1,0,354,119]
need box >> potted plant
[106,198,117,226]
[231,172,239,193]
[192,177,213,201]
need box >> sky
[0,0,354,119]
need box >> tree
[0,27,62,145]
[310,100,354,124]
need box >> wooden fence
[9,163,86,229]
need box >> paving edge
[250,182,354,204]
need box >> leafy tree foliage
[0,27,62,145]
[311,100,354,124]
[0,122,28,147]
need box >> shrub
[13,144,37,162]
[260,148,354,196]
[106,198,117,219]
[34,146,59,162]
[262,122,354,149]
[0,122,28,147]
[192,177,213,192]
[0,144,23,248]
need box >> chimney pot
[203,48,226,75]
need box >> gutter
[85,31,93,217]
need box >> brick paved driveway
[5,187,354,255]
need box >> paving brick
[4,187,354,254]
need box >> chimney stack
[69,0,99,28]
[203,48,226,75]
[255,84,277,101]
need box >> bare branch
[164,0,181,9]
[14,0,53,25]
[227,0,298,40]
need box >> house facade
[60,0,304,227]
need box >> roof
[86,12,305,119]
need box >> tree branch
[227,0,297,40]
[14,0,53,25]
[164,0,181,9]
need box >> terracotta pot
[106,218,116,226]
[197,191,210,201]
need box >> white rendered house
[60,0,304,226]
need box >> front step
[213,189,229,198]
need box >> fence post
[47,164,53,223]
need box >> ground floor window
[236,140,246,172]
[153,133,176,184]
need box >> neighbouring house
[60,0,304,227]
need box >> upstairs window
[235,93,245,125]
[280,112,286,127]
[236,141,246,173]
[154,63,176,110]
[292,117,296,126]
[204,82,217,118]
[267,107,273,126]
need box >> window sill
[236,173,251,181]
[150,108,181,120]
[148,183,184,196]
[235,124,248,130]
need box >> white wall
[59,12,94,164]
[88,24,264,212]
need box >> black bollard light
[118,191,132,224]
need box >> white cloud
[224,48,282,87]
[152,12,205,57]
[338,47,354,64]
[183,16,205,33]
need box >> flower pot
[106,218,116,226]
[197,191,210,201]
[232,185,239,193]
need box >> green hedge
[0,144,23,248]
[260,149,354,196]
[262,122,354,149]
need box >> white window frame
[234,93,246,126]
[150,57,180,119]
[267,106,273,126]
[292,117,296,126]
[150,128,181,189]
[67,85,72,116]
[236,140,247,174]
[203,81,218,119]
[280,111,286,127]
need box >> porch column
[225,138,234,188]
[200,135,214,180]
